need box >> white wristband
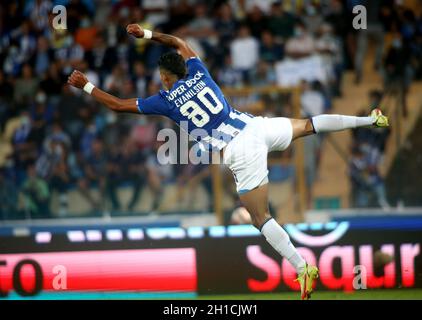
[83,82,95,95]
[143,29,152,39]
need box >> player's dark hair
[158,52,186,79]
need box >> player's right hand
[67,70,88,90]
[126,24,144,38]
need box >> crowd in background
[0,0,421,219]
[350,90,391,209]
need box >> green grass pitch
[196,289,422,300]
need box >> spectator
[78,138,107,213]
[285,21,315,58]
[146,141,176,212]
[11,110,42,184]
[66,0,92,34]
[354,0,385,83]
[302,2,324,35]
[3,43,23,77]
[300,81,325,118]
[43,122,72,151]
[266,2,296,40]
[24,0,52,33]
[0,69,14,106]
[15,21,37,64]
[0,168,19,220]
[217,54,243,88]
[106,139,148,213]
[350,91,390,211]
[104,64,127,95]
[324,0,349,68]
[141,0,169,26]
[400,9,418,42]
[187,3,217,50]
[0,70,14,132]
[105,143,122,213]
[14,64,39,105]
[410,32,422,80]
[74,15,99,52]
[214,2,237,65]
[244,0,273,14]
[1,111,20,167]
[245,5,268,39]
[79,120,100,159]
[215,3,237,47]
[379,1,400,33]
[85,33,117,75]
[315,23,343,96]
[56,84,87,143]
[2,2,24,32]
[304,134,321,206]
[132,61,150,98]
[31,90,54,126]
[177,163,213,212]
[120,77,135,99]
[33,36,53,76]
[39,62,64,101]
[230,24,259,83]
[36,139,70,216]
[250,61,276,87]
[167,1,194,31]
[22,163,50,218]
[382,32,413,117]
[260,30,284,63]
[349,144,390,210]
[54,31,84,74]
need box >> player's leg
[224,121,307,273]
[239,183,319,299]
[238,183,307,274]
[290,109,389,140]
[290,118,315,140]
[225,116,319,299]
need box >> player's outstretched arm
[67,70,138,114]
[126,24,198,60]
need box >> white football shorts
[223,116,293,194]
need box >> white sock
[260,218,306,274]
[311,114,374,133]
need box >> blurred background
[0,0,421,299]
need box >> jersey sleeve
[186,57,211,78]
[137,94,168,115]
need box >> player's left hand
[67,70,88,89]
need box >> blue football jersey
[136,57,253,151]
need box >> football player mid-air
[68,24,389,299]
